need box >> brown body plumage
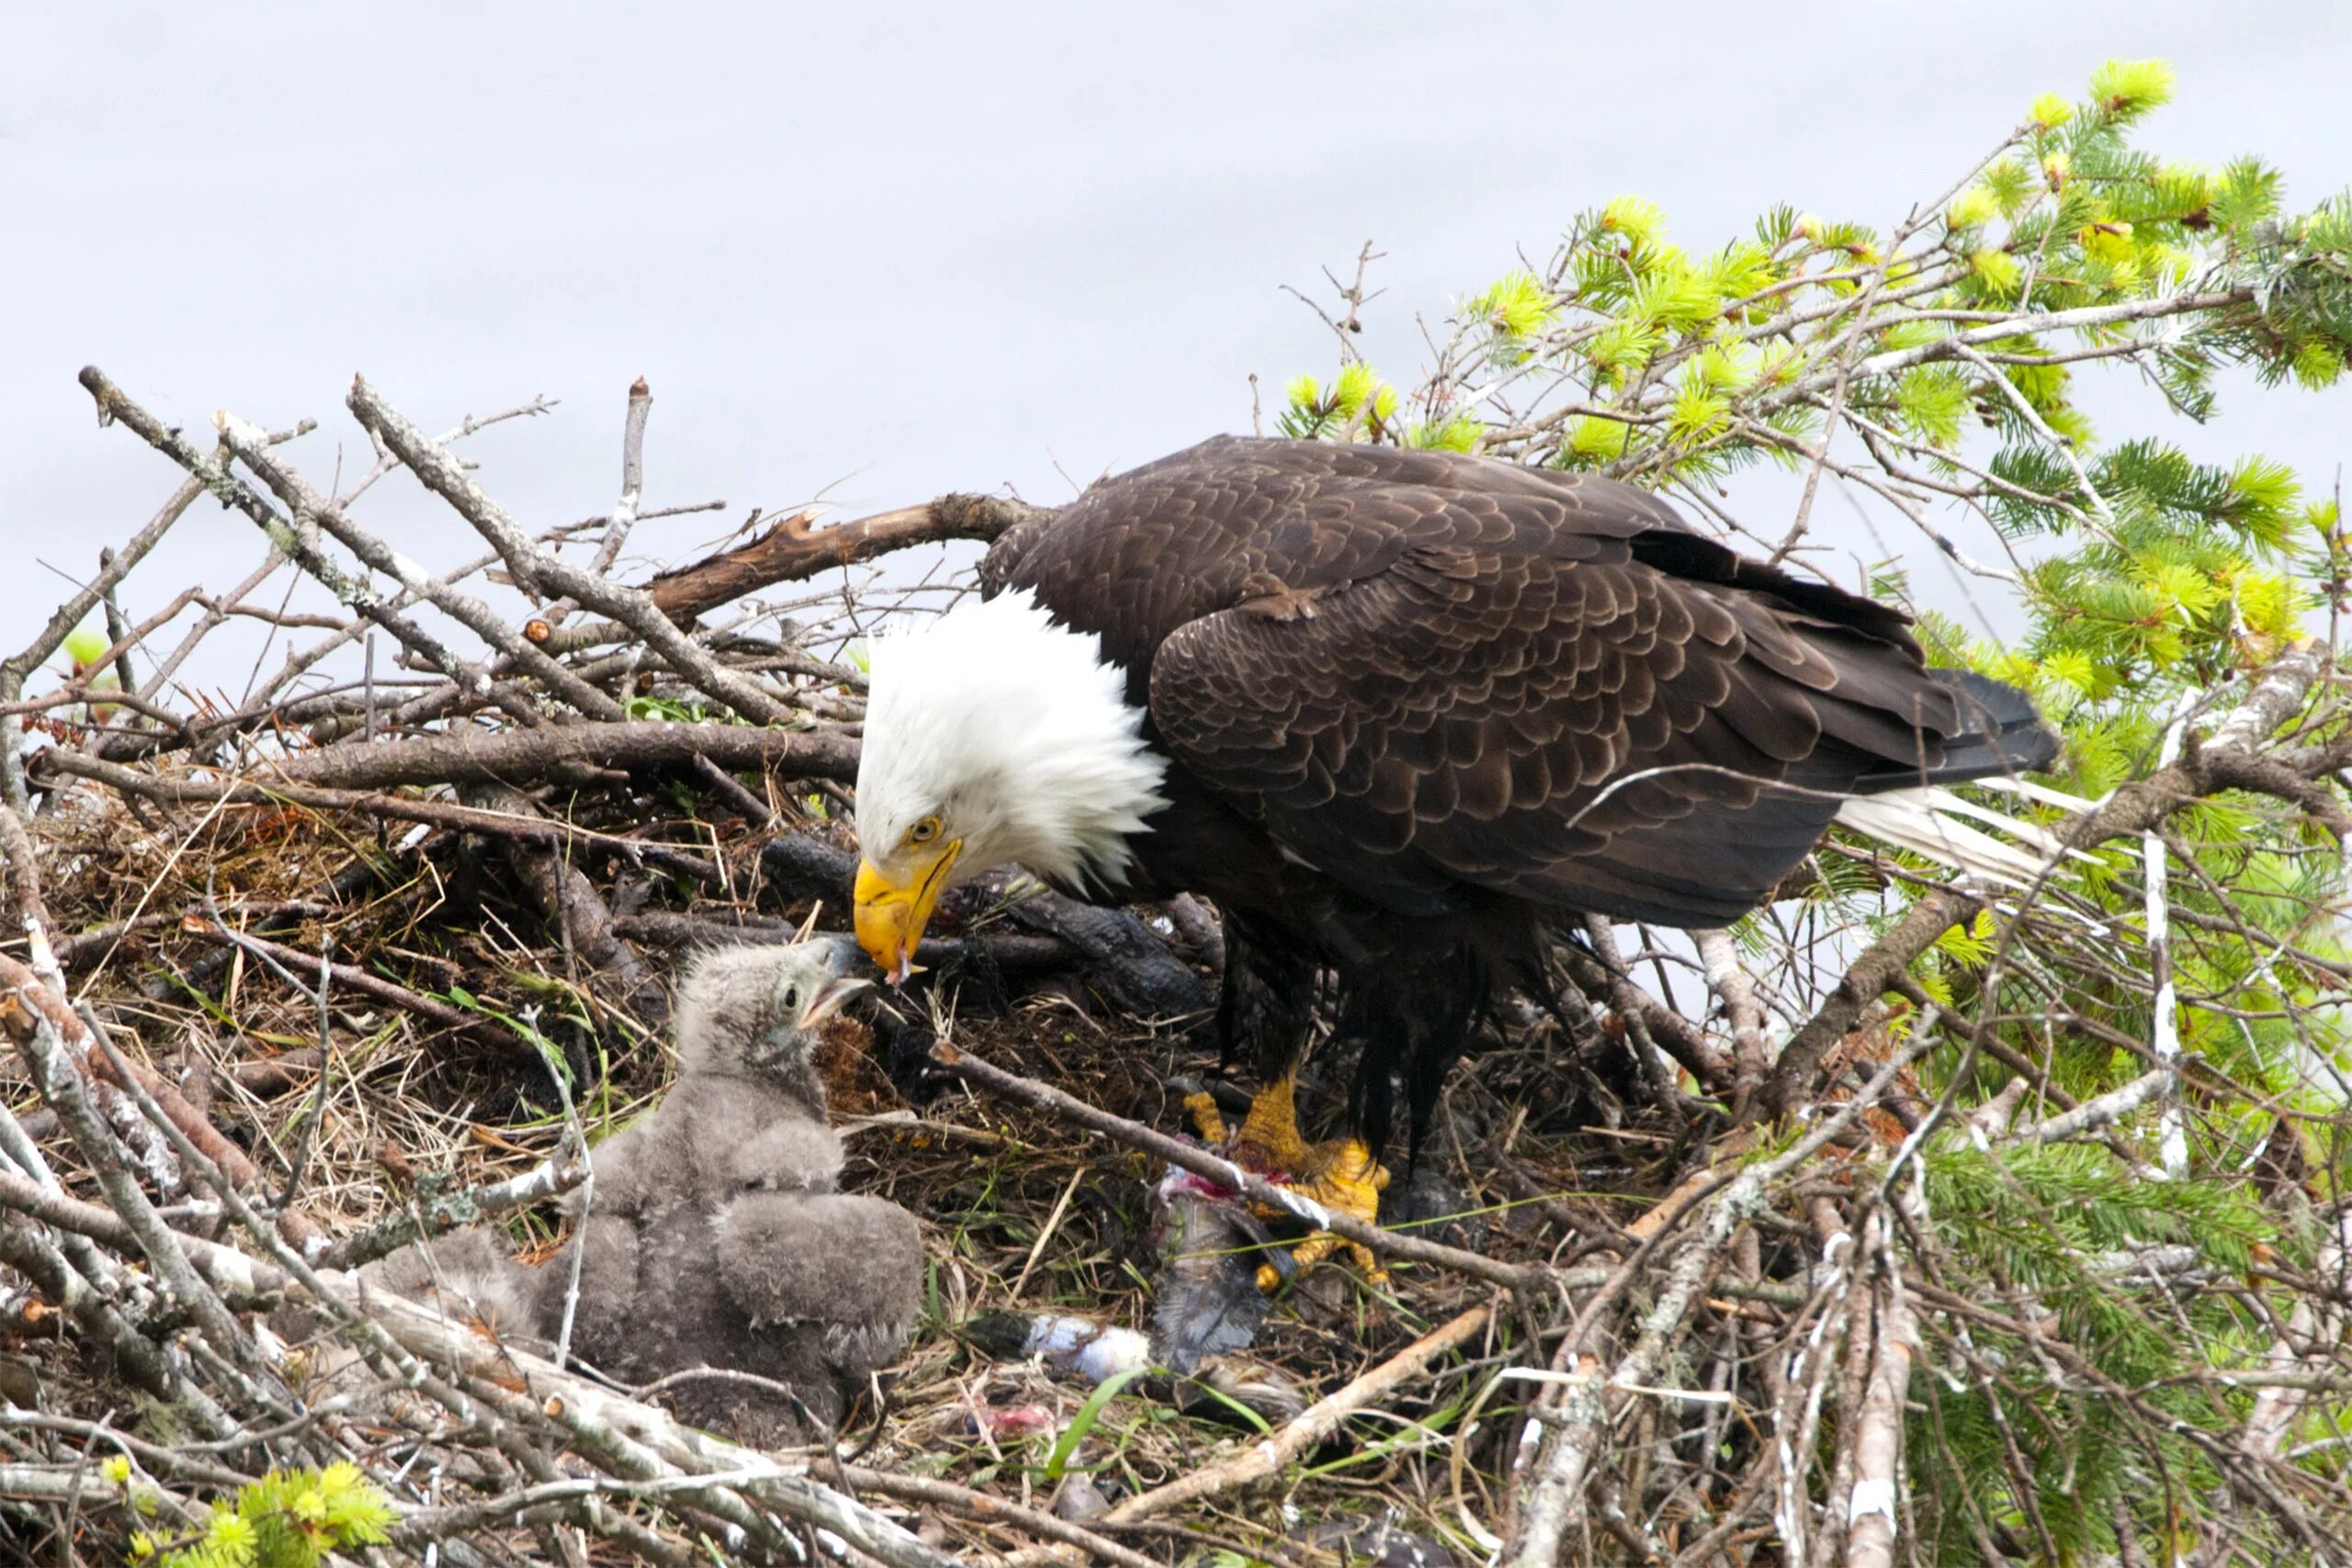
[971,436,2055,1145]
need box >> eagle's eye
[908,816,943,846]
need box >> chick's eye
[781,987,799,1013]
[909,817,941,845]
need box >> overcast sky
[7,2,2350,683]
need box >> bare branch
[347,375,798,725]
[645,493,1049,625]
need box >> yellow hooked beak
[854,840,962,984]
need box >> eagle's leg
[1232,1075,1317,1167]
[1182,1077,1390,1290]
[1184,916,1392,1285]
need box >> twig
[545,1035,593,1373]
[1760,640,2335,1119]
[0,999,252,1374]
[2012,1064,2181,1145]
[4,478,199,695]
[347,376,796,725]
[462,782,662,1023]
[1,473,200,809]
[75,367,463,677]
[0,944,175,1189]
[838,1465,1159,1568]
[93,548,141,702]
[1953,343,2121,545]
[216,411,630,720]
[0,1167,288,1303]
[1837,1224,1918,1568]
[555,378,660,640]
[316,1273,965,1567]
[1584,914,1679,1107]
[181,922,527,1061]
[1101,1303,1493,1525]
[1507,1178,1762,1566]
[315,1156,586,1270]
[1695,927,1773,1084]
[2246,1209,2352,1459]
[929,1038,1544,1292]
[277,936,334,1212]
[1507,1043,1928,1566]
[694,753,780,826]
[1555,938,1731,1090]
[266,717,858,791]
[0,1209,211,1421]
[1774,288,2257,404]
[613,911,1073,976]
[36,750,726,885]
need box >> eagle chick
[560,937,922,1439]
[345,940,922,1442]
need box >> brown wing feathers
[986,435,2041,931]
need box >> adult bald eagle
[853,437,2055,1235]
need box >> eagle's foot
[1274,1137,1390,1288]
[1184,1079,1389,1290]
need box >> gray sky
[7,2,2350,681]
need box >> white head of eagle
[853,591,1169,979]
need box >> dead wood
[611,909,1072,975]
[647,494,1052,623]
[273,718,859,791]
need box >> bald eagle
[853,437,2055,1237]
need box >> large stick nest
[0,372,2346,1568]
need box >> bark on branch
[648,494,1052,623]
[266,719,858,791]
[462,781,665,1026]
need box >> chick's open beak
[854,841,961,984]
[802,973,871,1028]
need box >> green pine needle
[2087,57,2176,123]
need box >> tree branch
[647,494,1051,624]
[347,376,797,725]
[266,718,857,791]
[1760,642,2336,1119]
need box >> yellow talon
[1286,1136,1391,1288]
[1183,1090,1229,1145]
[1187,1077,1391,1290]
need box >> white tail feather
[1889,785,2105,864]
[1834,787,2067,888]
[1973,776,2102,814]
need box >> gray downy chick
[555,938,923,1440]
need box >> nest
[1,369,2346,1567]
